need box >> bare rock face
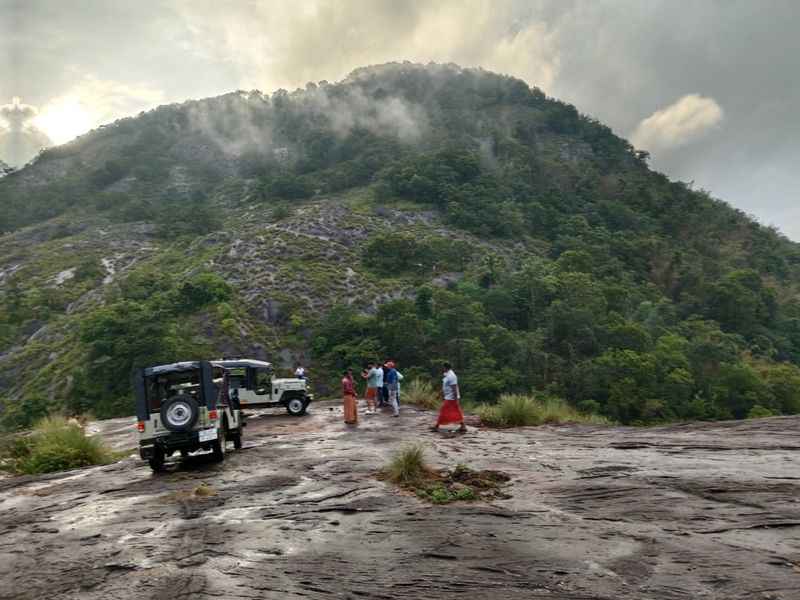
[0,406,798,600]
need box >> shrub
[747,405,776,419]
[404,379,440,410]
[477,394,538,427]
[270,203,292,221]
[1,416,116,475]
[478,394,611,428]
[387,444,427,484]
[426,484,451,504]
[178,272,232,312]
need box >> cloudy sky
[2,0,798,237]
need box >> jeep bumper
[138,429,213,459]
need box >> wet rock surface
[1,404,798,599]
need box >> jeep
[211,358,313,416]
[133,360,243,472]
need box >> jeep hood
[272,378,307,386]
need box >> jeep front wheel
[286,397,307,416]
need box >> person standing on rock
[363,362,380,413]
[373,362,384,411]
[390,361,404,408]
[385,361,400,417]
[294,362,306,380]
[342,368,358,425]
[379,360,390,408]
[431,362,467,433]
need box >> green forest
[2,62,800,427]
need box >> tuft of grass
[478,394,611,428]
[194,483,217,497]
[404,379,440,410]
[480,394,539,427]
[382,449,510,505]
[387,444,427,485]
[0,415,117,475]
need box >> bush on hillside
[747,405,776,419]
[1,416,117,475]
[477,394,610,428]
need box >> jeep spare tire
[160,394,199,432]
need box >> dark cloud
[1,0,798,236]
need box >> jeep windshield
[211,359,273,392]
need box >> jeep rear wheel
[212,427,226,462]
[286,397,307,416]
[149,448,166,473]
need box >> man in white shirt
[294,363,306,379]
[372,363,384,394]
[443,368,459,401]
[431,361,466,433]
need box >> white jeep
[211,358,313,416]
[133,360,243,472]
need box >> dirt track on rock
[1,403,799,599]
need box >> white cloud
[631,94,723,153]
[172,0,560,92]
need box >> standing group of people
[340,360,466,433]
[341,360,403,424]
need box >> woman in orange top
[342,368,358,425]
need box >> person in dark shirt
[380,361,390,408]
[385,361,399,417]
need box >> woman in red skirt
[342,368,358,425]
[431,362,467,433]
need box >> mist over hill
[1,62,800,429]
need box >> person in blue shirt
[385,361,400,417]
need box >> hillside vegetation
[1,62,800,428]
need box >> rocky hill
[1,405,798,599]
[2,62,800,428]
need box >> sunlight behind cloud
[32,76,165,145]
[33,96,92,145]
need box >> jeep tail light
[137,421,145,432]
[208,410,218,421]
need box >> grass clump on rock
[0,416,117,475]
[478,394,611,428]
[382,445,510,504]
[404,379,440,410]
[387,444,428,485]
